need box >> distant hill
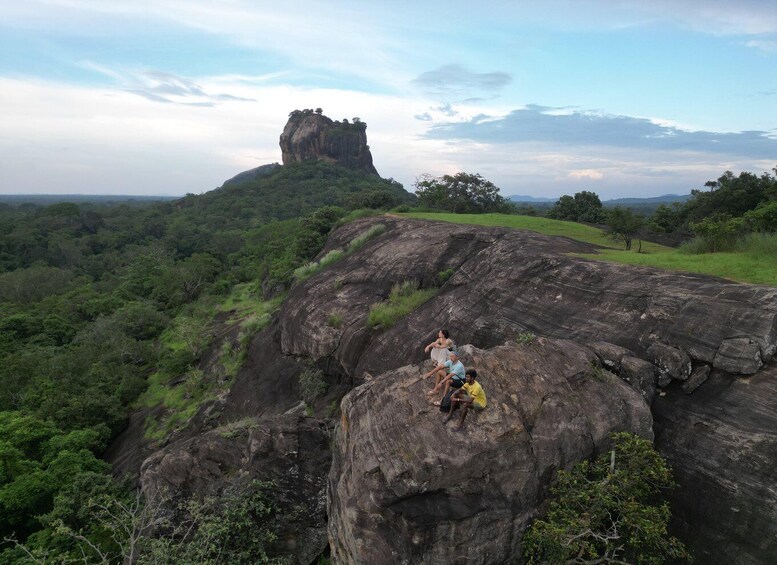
[509,194,690,205]
[0,194,179,206]
[508,195,555,203]
[604,194,690,206]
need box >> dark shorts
[451,379,464,389]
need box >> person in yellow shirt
[444,369,486,429]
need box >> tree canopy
[547,190,607,223]
[523,432,690,564]
[414,172,510,213]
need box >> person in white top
[424,329,453,367]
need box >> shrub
[326,399,340,418]
[368,280,437,329]
[437,268,454,285]
[523,432,691,564]
[299,368,327,404]
[293,261,319,280]
[327,314,343,329]
[684,213,743,253]
[516,331,536,344]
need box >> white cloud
[568,169,604,181]
[745,39,777,53]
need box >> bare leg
[444,390,464,423]
[429,369,446,394]
[455,397,474,428]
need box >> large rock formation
[278,216,777,564]
[139,415,332,564]
[653,365,777,564]
[328,340,653,564]
[117,216,777,564]
[279,110,378,175]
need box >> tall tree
[606,206,644,251]
[414,172,509,213]
[547,190,606,223]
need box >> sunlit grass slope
[400,212,777,286]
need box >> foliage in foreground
[523,432,690,565]
[2,480,290,564]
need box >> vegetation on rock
[523,432,690,564]
[367,280,437,329]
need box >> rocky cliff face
[279,110,378,175]
[123,216,777,564]
[328,340,653,564]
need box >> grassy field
[400,212,777,286]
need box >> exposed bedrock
[328,340,653,565]
[279,111,378,175]
[278,217,776,564]
[113,217,777,564]
[653,364,777,565]
[139,414,332,564]
[279,217,777,381]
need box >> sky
[1,0,776,200]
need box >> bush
[368,280,437,329]
[437,269,454,285]
[523,432,690,565]
[299,368,327,404]
[685,213,743,253]
[516,331,536,344]
[327,314,343,329]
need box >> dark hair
[440,329,450,339]
[465,369,477,380]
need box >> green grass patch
[294,224,387,281]
[368,280,437,329]
[576,246,777,286]
[219,282,284,324]
[400,212,777,286]
[348,223,386,251]
[334,208,383,227]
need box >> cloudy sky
[1,0,776,199]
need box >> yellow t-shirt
[463,381,486,408]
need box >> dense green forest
[0,160,413,562]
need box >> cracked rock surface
[327,340,652,565]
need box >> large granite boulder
[654,364,777,564]
[328,340,653,564]
[140,415,332,564]
[279,110,378,175]
[109,216,777,564]
[279,217,777,382]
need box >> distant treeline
[0,194,180,206]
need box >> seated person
[424,329,453,366]
[422,350,465,405]
[444,369,486,429]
